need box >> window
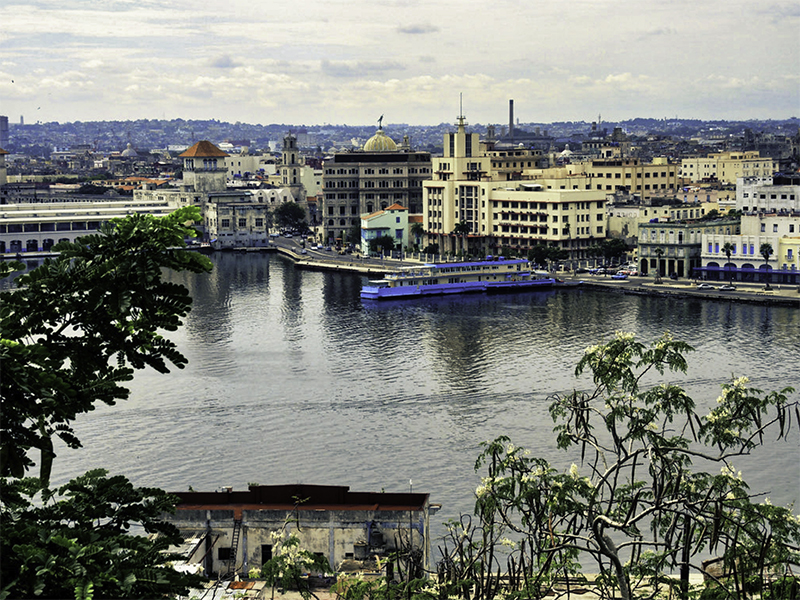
[218,547,232,561]
[262,545,273,563]
[239,218,247,227]
[773,224,778,233]
[221,219,230,228]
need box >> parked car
[696,283,716,290]
[611,273,628,280]
[719,284,737,291]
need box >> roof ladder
[226,518,242,576]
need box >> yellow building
[516,157,679,201]
[680,151,776,185]
[423,116,606,261]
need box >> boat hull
[361,278,554,300]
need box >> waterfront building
[0,198,174,254]
[679,151,776,184]
[699,212,800,284]
[638,217,740,278]
[163,484,435,579]
[133,140,280,249]
[360,203,408,252]
[321,126,431,244]
[423,115,606,262]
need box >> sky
[1,0,799,127]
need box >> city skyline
[1,0,799,127]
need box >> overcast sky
[1,0,798,127]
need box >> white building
[360,203,409,252]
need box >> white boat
[360,257,555,300]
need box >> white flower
[569,463,579,479]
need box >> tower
[281,133,305,199]
[179,140,228,193]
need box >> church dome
[121,142,137,158]
[363,129,397,152]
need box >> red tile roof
[179,140,229,158]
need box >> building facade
[737,173,800,213]
[423,116,607,261]
[164,484,435,579]
[680,151,776,184]
[699,213,800,284]
[360,203,409,252]
[134,140,277,248]
[638,217,740,278]
[0,199,175,254]
[321,127,431,244]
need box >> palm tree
[760,242,774,289]
[722,242,734,284]
[453,221,470,257]
[653,247,664,284]
[410,222,424,252]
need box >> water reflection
[48,253,798,540]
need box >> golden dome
[363,128,397,152]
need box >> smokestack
[509,99,514,142]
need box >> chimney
[509,99,514,142]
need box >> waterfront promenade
[275,243,800,307]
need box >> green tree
[653,246,665,283]
[453,221,470,256]
[273,201,307,232]
[2,470,205,599]
[347,221,362,246]
[528,244,551,268]
[410,221,425,250]
[369,235,396,255]
[0,207,213,598]
[460,333,799,600]
[722,242,735,283]
[599,238,628,264]
[760,242,774,289]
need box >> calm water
[51,252,799,544]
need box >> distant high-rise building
[0,116,9,149]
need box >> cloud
[396,24,439,35]
[209,55,241,69]
[638,27,676,39]
[321,60,406,78]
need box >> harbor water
[50,252,799,548]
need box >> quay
[275,243,800,307]
[577,273,800,307]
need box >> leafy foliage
[0,206,213,485]
[261,530,332,600]
[274,201,308,231]
[369,235,396,254]
[527,244,568,268]
[0,208,213,599]
[439,333,799,600]
[1,470,205,599]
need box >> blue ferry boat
[360,257,556,300]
